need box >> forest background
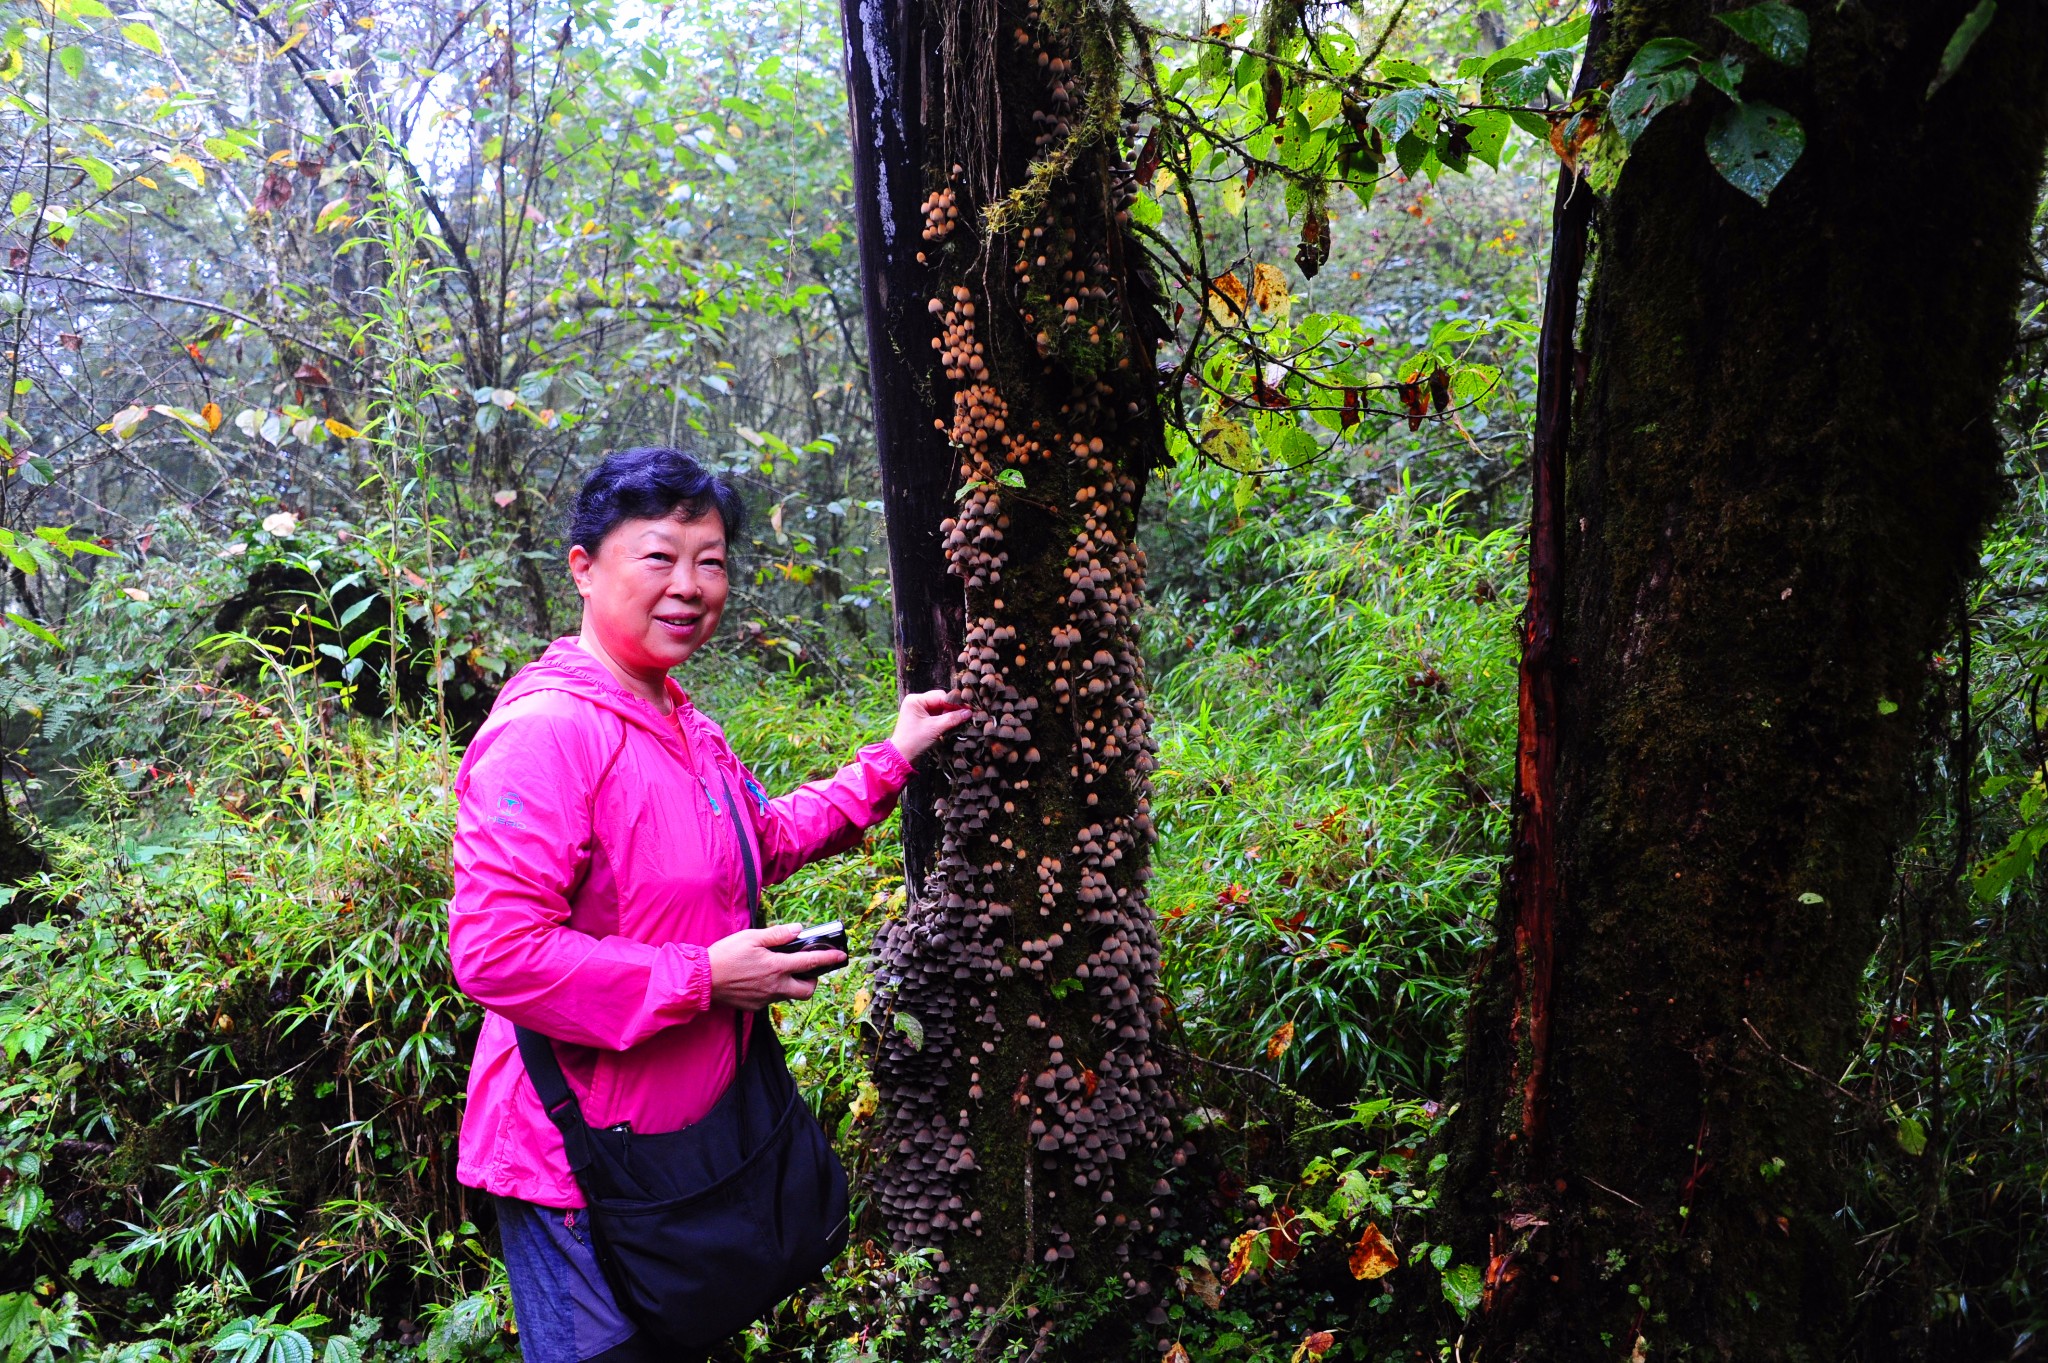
[0,0,2040,1358]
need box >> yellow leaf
[200,401,223,432]
[165,152,205,187]
[323,418,360,439]
[1265,1020,1296,1060]
[1198,412,1257,472]
[273,23,311,55]
[1251,262,1292,317]
[1206,271,1248,326]
[1348,1223,1399,1280]
[135,174,158,189]
[121,586,150,602]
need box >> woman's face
[569,511,730,679]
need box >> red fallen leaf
[1277,869,1299,888]
[7,246,26,268]
[1399,379,1429,431]
[1251,374,1288,408]
[1216,882,1250,908]
[1293,1332,1337,1363]
[186,343,205,361]
[1263,63,1285,121]
[1278,910,1311,936]
[1164,1344,1192,1363]
[1134,129,1161,187]
[1349,1223,1399,1280]
[1216,1168,1246,1199]
[1429,365,1451,414]
[59,332,82,351]
[1265,1020,1296,1060]
[253,167,294,213]
[294,361,332,387]
[1080,1067,1099,1098]
[296,155,325,178]
[1207,20,1234,35]
[1340,387,1361,431]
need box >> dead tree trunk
[1436,1,2048,1358]
[840,0,1178,1318]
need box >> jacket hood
[492,637,694,745]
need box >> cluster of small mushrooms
[868,36,1175,1294]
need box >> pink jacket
[449,638,911,1207]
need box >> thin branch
[16,269,350,364]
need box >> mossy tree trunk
[840,0,1177,1324]
[1437,2,2048,1358]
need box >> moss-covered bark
[1438,1,2048,1358]
[840,0,1177,1322]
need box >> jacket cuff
[866,739,915,790]
[657,940,714,1020]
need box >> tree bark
[840,0,1178,1318]
[1438,1,2048,1358]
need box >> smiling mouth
[655,616,701,634]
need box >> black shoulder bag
[514,776,850,1351]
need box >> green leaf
[268,1330,314,1363]
[1894,1111,1927,1157]
[203,137,247,162]
[1609,62,1699,146]
[1458,15,1591,77]
[1377,57,1433,86]
[56,44,85,79]
[1877,698,1899,715]
[4,613,61,647]
[1629,36,1705,75]
[120,21,163,53]
[1464,109,1512,167]
[1483,55,1567,106]
[995,468,1026,489]
[1698,51,1746,97]
[1705,99,1804,204]
[1927,0,1996,98]
[1369,86,1438,143]
[891,1011,925,1052]
[1971,825,2048,901]
[1716,1,1810,66]
[1441,1262,1484,1316]
[72,155,114,191]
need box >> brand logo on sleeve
[491,793,527,829]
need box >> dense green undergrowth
[0,491,1516,1361]
[4,473,2046,1360]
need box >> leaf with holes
[1706,99,1804,204]
[1609,43,1700,146]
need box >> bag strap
[515,1023,598,1176]
[719,773,763,1059]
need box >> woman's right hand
[708,924,846,1009]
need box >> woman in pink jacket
[448,446,967,1363]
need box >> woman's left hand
[891,689,972,763]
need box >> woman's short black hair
[569,446,746,555]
